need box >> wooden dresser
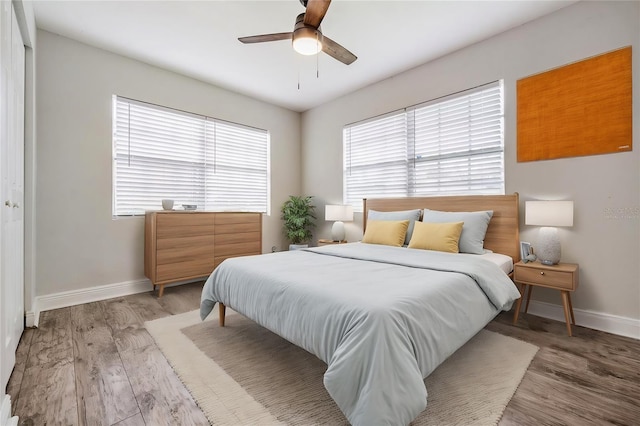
[144,211,262,296]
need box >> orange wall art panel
[517,46,632,162]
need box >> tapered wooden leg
[158,284,165,298]
[568,292,576,325]
[524,285,533,313]
[513,283,524,324]
[561,291,573,336]
[219,303,226,327]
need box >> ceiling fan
[238,0,357,65]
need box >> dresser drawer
[215,213,261,225]
[156,214,215,239]
[215,240,262,257]
[214,213,261,235]
[156,258,215,283]
[515,265,575,290]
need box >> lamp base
[331,221,345,242]
[536,227,561,265]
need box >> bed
[200,194,522,425]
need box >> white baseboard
[30,278,153,326]
[25,310,38,328]
[527,300,640,340]
[1,394,18,426]
[30,278,203,326]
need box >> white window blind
[113,96,269,216]
[344,81,503,211]
[343,111,407,207]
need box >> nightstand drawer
[515,266,575,290]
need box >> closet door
[0,2,25,393]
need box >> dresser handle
[540,271,545,275]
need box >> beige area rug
[146,310,538,425]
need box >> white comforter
[200,243,520,425]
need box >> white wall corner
[35,278,153,314]
[527,300,640,340]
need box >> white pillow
[421,209,493,254]
[368,209,422,245]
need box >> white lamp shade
[325,205,354,222]
[525,201,574,227]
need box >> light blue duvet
[200,243,520,425]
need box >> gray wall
[301,1,640,320]
[36,30,301,296]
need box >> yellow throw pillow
[362,220,410,247]
[408,221,464,253]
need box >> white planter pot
[289,244,308,251]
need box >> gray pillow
[421,209,493,254]
[368,209,422,245]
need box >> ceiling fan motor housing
[294,13,322,37]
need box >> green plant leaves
[281,195,316,244]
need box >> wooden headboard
[363,194,520,263]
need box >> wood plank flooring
[488,313,640,425]
[9,282,208,426]
[7,282,640,425]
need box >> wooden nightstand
[317,239,347,246]
[512,261,579,336]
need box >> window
[112,96,270,216]
[344,81,504,211]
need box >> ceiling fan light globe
[293,36,322,55]
[292,21,322,55]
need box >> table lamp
[525,200,574,265]
[325,205,353,242]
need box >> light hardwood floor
[7,282,640,425]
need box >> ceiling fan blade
[322,35,357,65]
[238,32,293,44]
[303,0,331,28]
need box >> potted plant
[281,195,316,250]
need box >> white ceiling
[32,0,578,112]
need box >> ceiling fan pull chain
[316,32,320,79]
[297,56,301,90]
